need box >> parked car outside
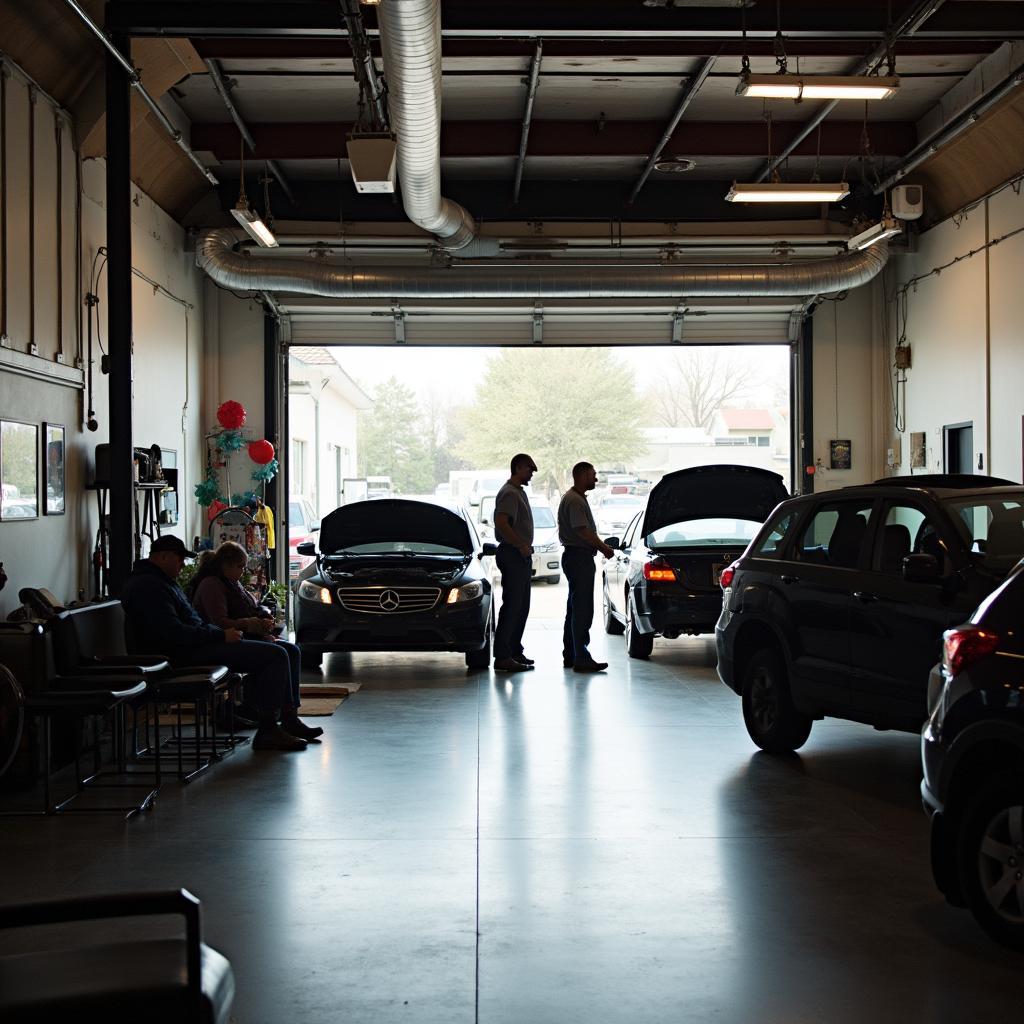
[603,465,788,658]
[595,494,647,539]
[921,559,1024,948]
[288,495,320,579]
[716,474,1024,753]
[293,498,497,670]
[478,493,562,584]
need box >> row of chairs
[0,600,245,818]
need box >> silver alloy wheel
[978,804,1024,923]
[602,580,611,619]
[748,663,779,734]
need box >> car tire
[603,576,625,636]
[546,575,561,585]
[625,592,654,659]
[466,618,493,671]
[740,648,811,753]
[956,774,1024,949]
[300,647,323,671]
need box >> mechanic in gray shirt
[492,453,538,671]
[558,462,615,673]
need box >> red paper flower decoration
[248,439,275,465]
[216,400,246,430]
[206,499,228,522]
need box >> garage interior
[0,1,1023,1021]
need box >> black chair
[0,623,154,817]
[0,888,235,1023]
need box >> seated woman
[191,542,322,740]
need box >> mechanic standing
[492,454,538,672]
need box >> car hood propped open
[641,465,789,538]
[319,499,473,554]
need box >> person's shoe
[516,655,536,665]
[281,716,324,741]
[573,659,608,673]
[494,657,526,672]
[512,658,535,670]
[252,724,307,751]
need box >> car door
[781,498,876,711]
[608,512,641,616]
[847,499,976,726]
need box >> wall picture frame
[829,439,852,471]
[44,422,66,515]
[0,420,40,521]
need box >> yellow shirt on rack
[254,504,276,549]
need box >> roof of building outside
[719,408,775,431]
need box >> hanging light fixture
[847,214,903,250]
[737,72,900,101]
[230,142,278,248]
[726,182,851,203]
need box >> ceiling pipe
[196,228,888,298]
[754,0,948,183]
[339,0,389,130]
[375,0,477,250]
[513,40,544,205]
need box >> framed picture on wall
[0,420,39,521]
[829,439,852,471]
[44,423,66,515]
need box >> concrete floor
[1,580,1022,1022]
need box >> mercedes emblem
[379,590,400,611]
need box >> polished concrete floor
[1,580,1022,1022]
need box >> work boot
[281,714,324,740]
[252,723,307,751]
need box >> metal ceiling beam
[754,0,950,183]
[204,58,295,203]
[628,55,716,205]
[191,119,916,161]
[513,40,543,205]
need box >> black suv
[715,475,1024,753]
[922,561,1024,948]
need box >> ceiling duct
[196,229,888,299]
[375,0,477,250]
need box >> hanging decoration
[251,459,279,484]
[248,439,275,465]
[231,491,260,508]
[216,429,246,453]
[194,468,222,508]
[206,499,228,523]
[216,400,247,430]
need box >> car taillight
[942,627,999,676]
[719,564,737,589]
[643,558,677,582]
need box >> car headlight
[447,581,484,604]
[537,542,560,553]
[298,580,333,604]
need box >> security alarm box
[346,134,397,194]
[892,184,923,220]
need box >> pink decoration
[248,439,275,465]
[216,400,246,430]
[207,499,228,522]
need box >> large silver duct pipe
[376,0,477,250]
[196,229,888,298]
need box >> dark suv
[922,561,1024,948]
[715,475,1024,753]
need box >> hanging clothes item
[254,501,276,549]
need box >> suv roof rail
[871,473,1019,488]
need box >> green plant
[265,580,289,609]
[177,562,199,594]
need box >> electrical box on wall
[892,184,924,220]
[894,345,912,370]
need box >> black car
[294,498,497,671]
[602,465,789,658]
[922,561,1024,949]
[716,474,1024,753]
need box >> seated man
[121,534,315,751]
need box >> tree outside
[645,350,759,430]
[357,376,435,494]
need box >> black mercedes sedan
[602,465,788,658]
[294,498,497,671]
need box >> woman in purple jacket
[191,542,322,740]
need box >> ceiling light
[725,182,850,203]
[847,215,903,251]
[654,158,697,174]
[231,198,278,247]
[737,72,900,101]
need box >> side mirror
[604,536,621,549]
[310,521,321,533]
[481,542,498,557]
[480,514,490,525]
[296,541,316,556]
[469,495,480,506]
[903,553,939,582]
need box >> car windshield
[532,507,555,528]
[601,497,643,508]
[944,494,1024,572]
[335,541,465,555]
[646,517,761,547]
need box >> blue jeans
[176,638,294,712]
[246,636,302,708]
[562,547,596,664]
[494,544,532,660]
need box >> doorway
[943,422,974,474]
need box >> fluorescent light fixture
[725,182,850,203]
[231,198,278,248]
[737,72,900,101]
[847,215,903,251]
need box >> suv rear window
[751,510,796,558]
[945,494,1024,573]
[794,501,873,569]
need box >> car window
[289,501,305,528]
[794,501,873,569]
[646,518,761,547]
[873,503,946,575]
[944,494,1024,574]
[531,506,556,529]
[621,512,642,549]
[751,509,797,558]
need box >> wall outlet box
[894,346,912,370]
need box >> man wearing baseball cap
[121,535,315,751]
